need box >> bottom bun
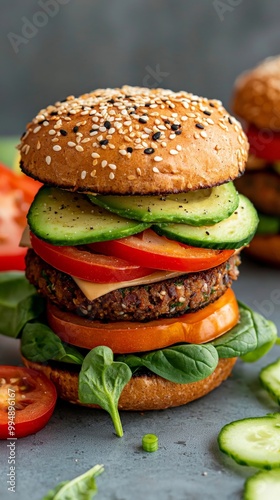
[245,235,280,267]
[22,356,237,411]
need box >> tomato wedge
[0,366,57,439]
[0,163,41,271]
[89,229,235,273]
[47,288,239,353]
[247,125,280,161]
[30,232,154,283]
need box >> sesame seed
[127,147,133,153]
[109,128,115,134]
[171,124,180,130]
[203,110,211,116]
[104,120,111,129]
[139,117,148,123]
[67,141,76,147]
[90,170,96,177]
[73,126,79,133]
[169,134,176,139]
[48,129,56,135]
[175,130,182,135]
[176,145,182,151]
[195,123,204,129]
[76,145,84,152]
[101,160,107,168]
[81,170,87,179]
[152,131,161,141]
[53,145,62,151]
[46,156,51,165]
[136,167,141,175]
[170,149,178,155]
[33,126,41,134]
[127,175,136,180]
[181,116,188,121]
[99,126,107,133]
[119,150,127,156]
[36,141,41,150]
[109,164,117,170]
[43,121,49,126]
[179,297,186,303]
[144,148,155,154]
[99,139,109,146]
[153,166,160,173]
[109,172,115,180]
[154,156,163,162]
[200,131,207,138]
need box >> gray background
[1,0,280,135]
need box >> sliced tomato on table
[247,125,280,161]
[0,163,41,271]
[0,366,57,439]
[30,232,154,283]
[47,288,239,353]
[89,229,234,273]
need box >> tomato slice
[0,366,57,439]
[247,125,280,161]
[30,232,154,283]
[0,163,41,271]
[47,288,239,353]
[89,229,235,273]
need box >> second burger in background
[232,56,280,266]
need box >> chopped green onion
[142,434,158,452]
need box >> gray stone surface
[0,257,279,499]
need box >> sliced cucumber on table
[244,469,280,500]
[260,358,280,405]
[28,187,150,245]
[218,413,280,469]
[88,182,239,225]
[153,195,258,249]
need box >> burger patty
[235,169,280,216]
[25,249,240,322]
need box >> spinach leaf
[78,347,132,437]
[0,272,44,337]
[42,464,104,500]
[117,344,218,384]
[21,323,84,365]
[212,303,277,359]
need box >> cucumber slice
[27,187,150,245]
[244,469,280,500]
[218,413,280,469]
[256,213,280,235]
[260,358,280,405]
[88,182,239,225]
[153,195,258,249]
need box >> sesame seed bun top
[232,56,280,131]
[19,86,248,195]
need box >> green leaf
[0,272,44,337]
[21,323,84,365]
[212,303,277,359]
[78,347,132,437]
[117,344,219,384]
[41,464,104,500]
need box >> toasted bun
[245,234,280,267]
[233,56,280,130]
[19,86,248,195]
[22,356,236,411]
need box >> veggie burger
[16,86,276,434]
[232,56,280,266]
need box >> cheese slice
[72,271,184,301]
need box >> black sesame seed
[203,110,211,116]
[126,147,133,153]
[145,103,151,107]
[195,123,204,130]
[175,130,182,135]
[99,139,109,146]
[139,117,148,123]
[152,132,161,141]
[38,120,45,125]
[144,148,155,155]
[60,129,67,136]
[104,121,111,129]
[108,99,115,104]
[228,116,233,124]
[171,124,180,131]
[50,111,58,116]
[164,119,171,124]
[209,102,215,108]
[206,231,210,235]
[73,126,79,133]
